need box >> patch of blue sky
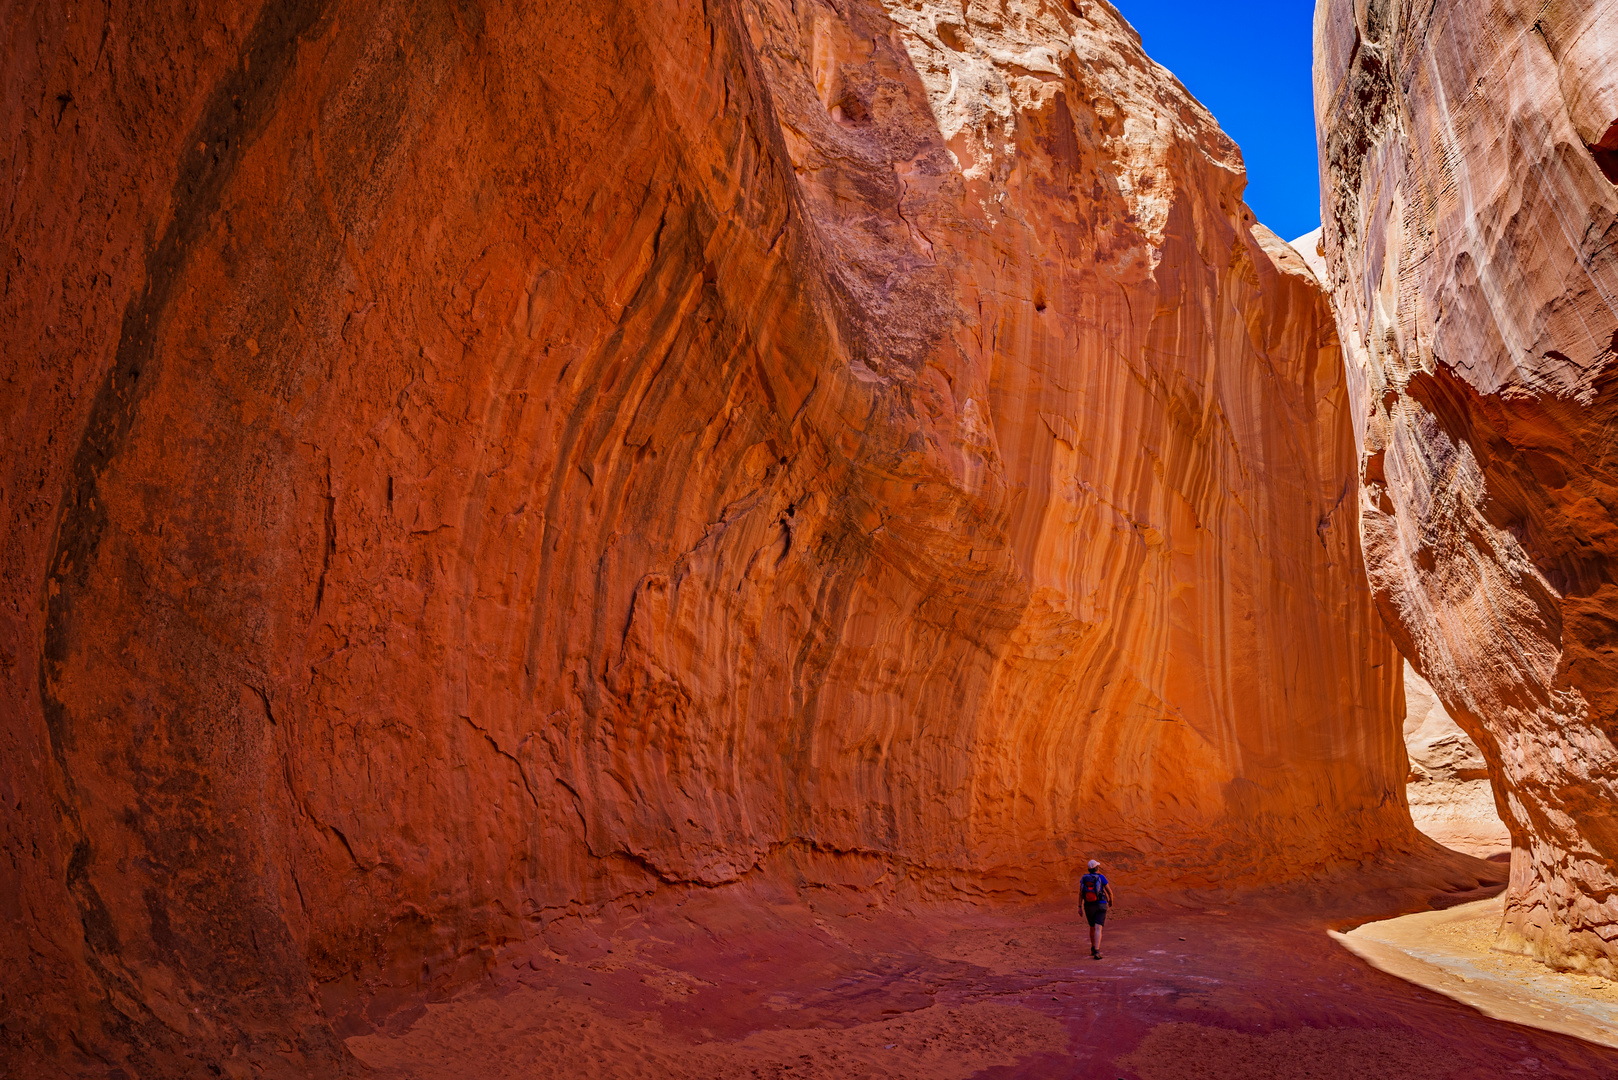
[1109,0,1321,242]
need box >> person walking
[1079,859,1113,960]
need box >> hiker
[1079,859,1113,960]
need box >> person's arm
[1104,881,1115,904]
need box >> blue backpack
[1081,873,1105,903]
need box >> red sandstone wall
[3,0,1403,1072]
[1315,0,1618,975]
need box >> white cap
[1087,860,1099,870]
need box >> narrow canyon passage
[3,0,1616,1076]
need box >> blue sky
[1110,0,1321,241]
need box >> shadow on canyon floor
[337,860,1618,1079]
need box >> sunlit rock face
[1315,0,1618,974]
[1403,663,1511,860]
[2,0,1402,1070]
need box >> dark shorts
[1084,902,1107,926]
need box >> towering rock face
[1315,0,1618,974]
[3,0,1402,1071]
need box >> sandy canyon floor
[1339,896,1618,1054]
[340,876,1618,1080]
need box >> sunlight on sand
[1334,897,1618,1051]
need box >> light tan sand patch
[1333,897,1618,1050]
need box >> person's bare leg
[1095,924,1103,954]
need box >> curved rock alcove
[5,0,1610,1075]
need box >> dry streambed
[343,888,1618,1079]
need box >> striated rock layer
[1402,663,1511,860]
[3,0,1404,1072]
[1315,0,1618,974]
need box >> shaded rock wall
[3,0,1403,1072]
[1403,663,1511,860]
[1315,0,1618,974]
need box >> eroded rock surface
[1315,0,1618,974]
[4,0,1405,1072]
[1403,663,1511,860]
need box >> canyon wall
[1402,663,1511,860]
[3,0,1405,1072]
[1315,0,1618,974]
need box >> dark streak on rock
[34,0,339,1056]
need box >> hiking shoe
[1091,948,1100,960]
